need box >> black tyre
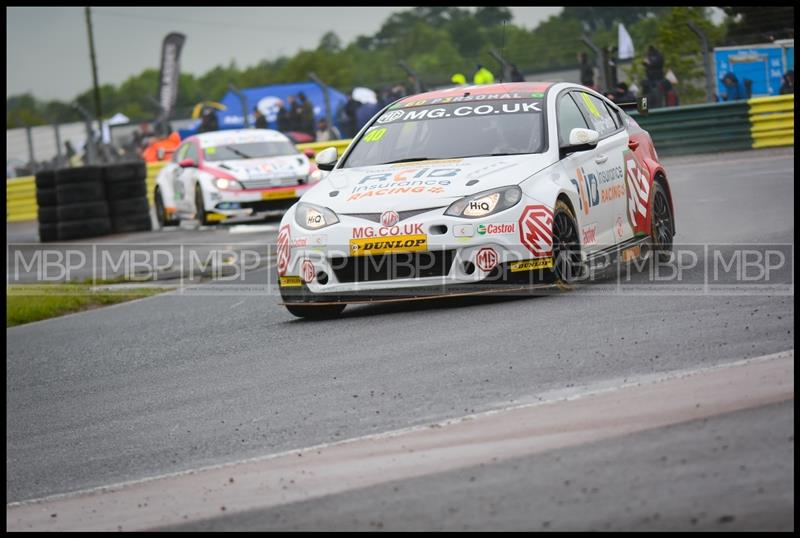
[56,180,106,204]
[55,166,103,185]
[103,162,146,183]
[38,223,59,242]
[106,180,147,200]
[35,169,56,189]
[57,217,112,241]
[155,188,178,227]
[284,302,346,319]
[109,196,150,217]
[551,200,584,285]
[38,206,59,224]
[58,200,109,221]
[36,187,57,207]
[650,180,674,262]
[111,214,152,234]
[195,184,210,226]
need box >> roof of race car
[188,129,290,148]
[393,82,556,108]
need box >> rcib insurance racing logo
[381,210,399,227]
[475,247,498,272]
[519,205,554,257]
[277,225,290,276]
[624,151,650,234]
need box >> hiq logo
[569,167,599,215]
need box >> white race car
[277,82,675,318]
[154,129,321,226]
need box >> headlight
[295,202,340,230]
[213,177,243,190]
[444,186,522,219]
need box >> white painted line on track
[6,350,793,531]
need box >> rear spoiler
[617,96,649,116]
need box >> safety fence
[7,97,793,223]
[632,94,794,157]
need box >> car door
[555,91,615,252]
[572,90,632,246]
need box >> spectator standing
[342,96,361,138]
[199,107,219,133]
[315,119,341,142]
[720,72,747,101]
[254,106,268,129]
[612,82,636,103]
[288,95,302,133]
[297,92,315,137]
[780,70,794,94]
[451,73,467,85]
[473,64,495,85]
[277,100,291,132]
[643,45,664,83]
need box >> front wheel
[650,180,674,262]
[551,200,583,285]
[194,184,210,226]
[155,188,178,228]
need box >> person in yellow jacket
[473,64,495,85]
[451,73,467,85]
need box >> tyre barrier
[103,162,152,234]
[54,165,110,241]
[35,169,59,241]
[32,162,151,242]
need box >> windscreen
[342,98,545,168]
[203,141,298,161]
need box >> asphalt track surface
[6,148,794,530]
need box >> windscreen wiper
[224,145,253,159]
[381,157,443,165]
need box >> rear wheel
[551,200,583,285]
[650,181,674,262]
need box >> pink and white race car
[154,129,321,226]
[277,82,674,318]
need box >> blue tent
[179,81,348,139]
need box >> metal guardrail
[631,94,794,157]
[749,95,794,149]
[9,139,354,222]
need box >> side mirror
[303,149,316,159]
[560,128,599,156]
[178,158,196,168]
[315,147,338,171]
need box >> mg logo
[381,210,399,227]
[277,225,290,276]
[518,205,554,257]
[301,259,315,283]
[475,247,498,272]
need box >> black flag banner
[158,32,186,122]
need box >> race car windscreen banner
[158,32,186,121]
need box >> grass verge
[7,284,167,327]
